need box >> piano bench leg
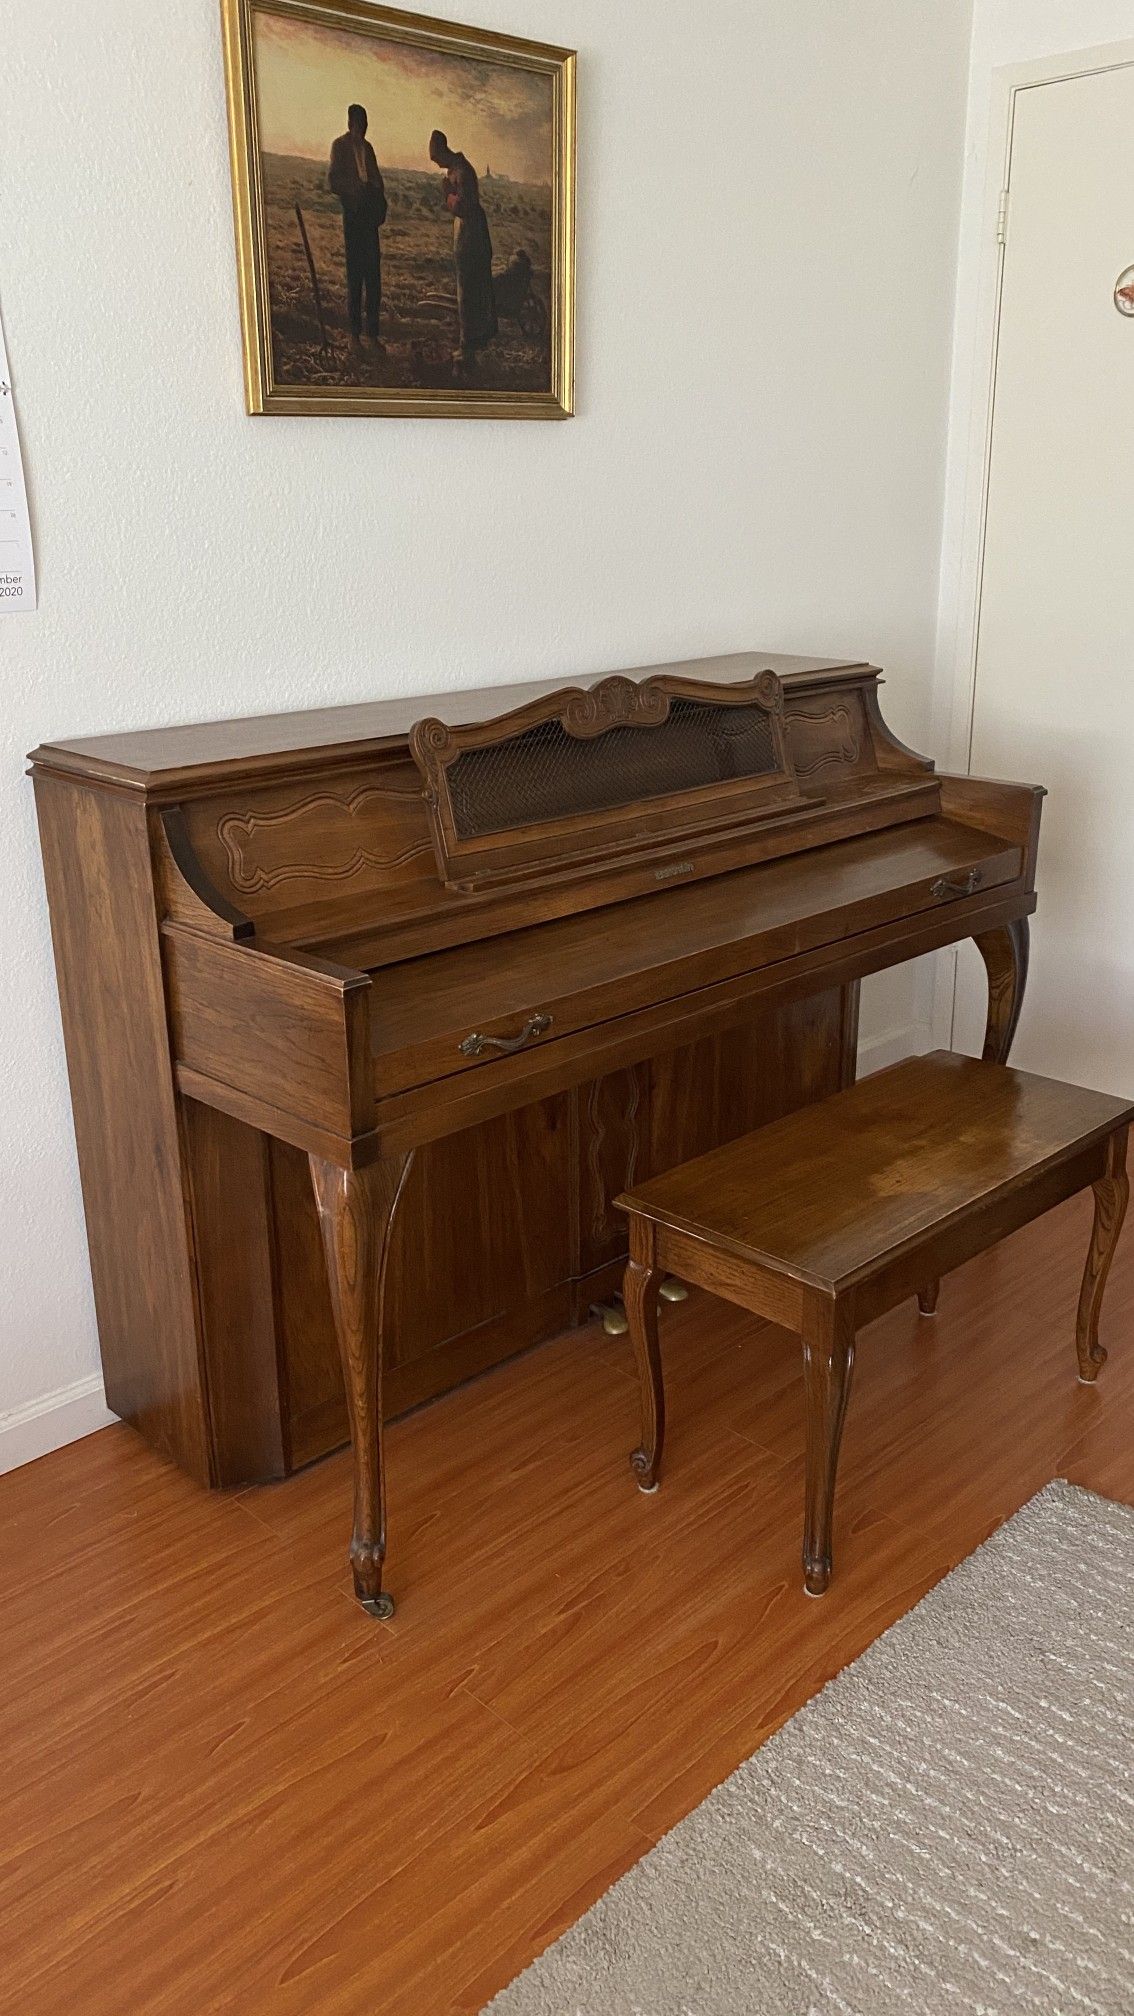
[801,1291,857,1599]
[624,1250,665,1493]
[917,1279,940,1317]
[1076,1128,1129,1383]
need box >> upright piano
[30,653,1042,1615]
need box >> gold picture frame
[220,0,576,417]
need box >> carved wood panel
[647,990,846,1175]
[182,760,434,928]
[576,1064,652,1272]
[784,694,873,781]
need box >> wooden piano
[30,653,1042,1617]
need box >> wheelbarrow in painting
[221,0,575,418]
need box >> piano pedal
[592,1279,686,1335]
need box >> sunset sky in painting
[252,10,553,183]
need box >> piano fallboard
[369,817,1023,1100]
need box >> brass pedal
[591,1300,629,1337]
[659,1277,688,1304]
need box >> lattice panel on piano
[446,697,778,839]
[410,669,808,890]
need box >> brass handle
[459,1012,553,1059]
[931,870,980,899]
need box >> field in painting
[260,153,553,394]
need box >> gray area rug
[485,1482,1134,2015]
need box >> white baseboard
[0,1374,119,1476]
[857,1020,933,1077]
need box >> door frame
[937,37,1134,1048]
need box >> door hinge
[996,188,1010,246]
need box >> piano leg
[309,1150,414,1619]
[974,916,1030,1064]
[918,918,1032,1318]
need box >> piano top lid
[27,652,876,797]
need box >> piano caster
[658,1277,688,1304]
[360,1592,396,1621]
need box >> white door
[954,57,1134,1091]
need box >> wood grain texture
[310,1152,414,1615]
[163,924,371,1142]
[1076,1126,1129,1382]
[246,1000,847,1481]
[619,1054,1134,1293]
[800,1292,857,1594]
[32,775,211,1482]
[3,1193,1134,2016]
[975,917,1031,1064]
[367,819,1023,1097]
[365,885,1036,1159]
[29,653,868,791]
[181,1098,286,1484]
[28,658,1044,1581]
[785,694,870,780]
[624,1224,664,1492]
[619,1054,1133,1597]
[578,1066,649,1269]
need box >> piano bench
[616,1051,1132,1596]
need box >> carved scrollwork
[410,719,452,808]
[753,666,783,711]
[562,676,671,738]
[412,718,453,759]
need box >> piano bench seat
[616,1052,1132,1595]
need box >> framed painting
[220,0,575,417]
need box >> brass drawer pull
[931,870,980,899]
[459,1012,553,1059]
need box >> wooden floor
[4,1191,1133,2015]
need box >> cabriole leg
[624,1222,665,1493]
[974,917,1031,1065]
[309,1150,414,1619]
[800,1292,857,1596]
[928,919,1031,1331]
[1076,1128,1129,1384]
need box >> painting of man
[222,0,575,417]
[328,104,387,353]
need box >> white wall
[0,0,973,1463]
